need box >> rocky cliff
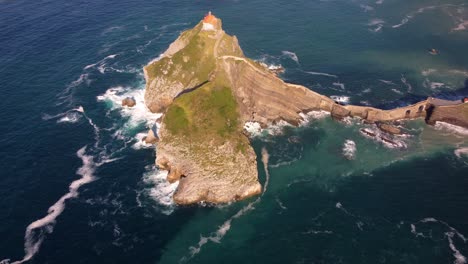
[144,13,468,205]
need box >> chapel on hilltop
[202,11,218,31]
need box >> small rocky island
[143,12,468,205]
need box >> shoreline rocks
[122,97,136,107]
[143,13,468,205]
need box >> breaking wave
[141,167,179,215]
[342,140,357,160]
[97,86,162,129]
[330,95,350,104]
[434,122,468,137]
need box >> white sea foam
[360,4,374,12]
[132,132,154,149]
[447,232,467,264]
[410,224,428,238]
[392,4,463,29]
[101,26,124,35]
[379,79,396,85]
[281,51,299,64]
[434,122,468,137]
[370,24,383,32]
[10,147,97,264]
[333,82,345,90]
[57,112,81,123]
[97,86,162,129]
[455,147,468,158]
[368,18,385,26]
[304,71,338,78]
[184,148,271,262]
[272,120,294,135]
[342,140,357,160]
[335,202,353,215]
[83,54,119,74]
[400,75,412,92]
[299,110,330,125]
[452,20,468,31]
[360,127,408,149]
[243,121,263,137]
[143,167,178,215]
[275,197,287,210]
[422,68,437,76]
[42,106,86,127]
[430,82,445,89]
[330,95,350,104]
[56,74,91,106]
[391,88,403,94]
[302,230,333,235]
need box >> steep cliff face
[156,82,261,204]
[215,56,338,125]
[144,14,468,205]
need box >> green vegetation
[164,105,189,134]
[163,82,248,153]
[165,83,237,136]
[144,23,217,86]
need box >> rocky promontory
[144,13,468,205]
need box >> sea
[1,0,468,263]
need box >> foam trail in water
[392,4,465,28]
[183,148,270,262]
[83,54,118,70]
[447,232,467,264]
[360,4,374,12]
[9,147,96,264]
[304,71,338,78]
[281,51,299,64]
[41,106,85,121]
[56,74,91,106]
[333,82,345,90]
[379,79,396,85]
[400,74,412,92]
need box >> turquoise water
[1,0,468,263]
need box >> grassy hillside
[163,82,248,153]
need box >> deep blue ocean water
[1,0,468,263]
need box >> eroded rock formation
[144,13,468,205]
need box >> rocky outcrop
[377,123,402,135]
[143,128,159,144]
[144,13,468,205]
[426,102,468,128]
[122,97,136,107]
[156,122,261,204]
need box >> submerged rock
[122,97,136,107]
[143,128,159,144]
[377,123,402,135]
